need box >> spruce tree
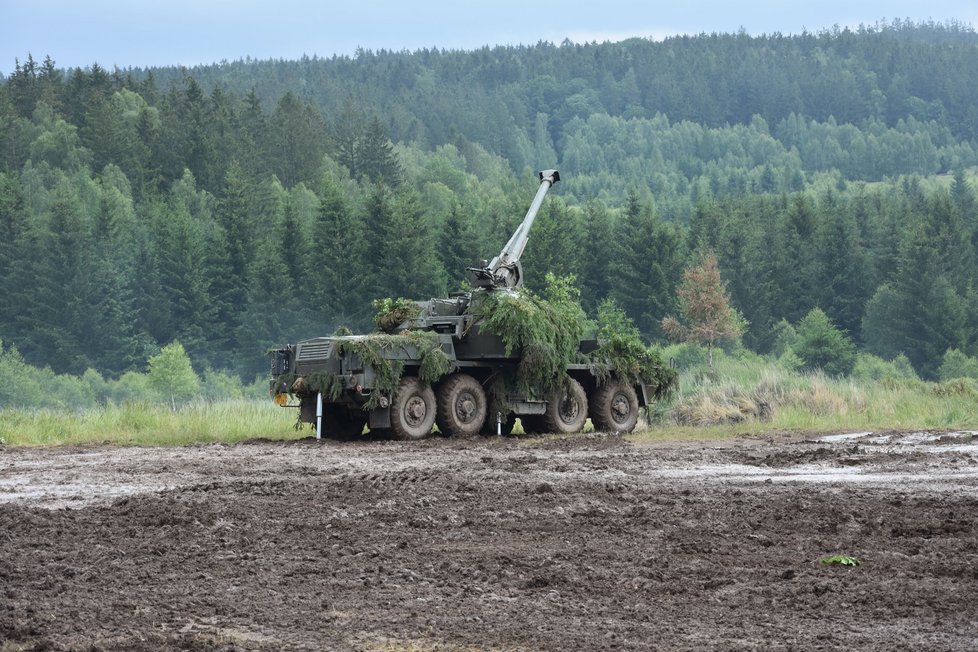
[609,193,684,339]
[307,174,368,330]
[359,115,403,185]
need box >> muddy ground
[2,429,978,651]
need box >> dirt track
[2,429,978,651]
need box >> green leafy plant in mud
[372,297,423,333]
[819,555,862,567]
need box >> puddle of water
[820,431,978,449]
[0,481,154,508]
[820,432,874,443]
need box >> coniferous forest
[1,20,977,388]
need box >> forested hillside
[0,20,976,385]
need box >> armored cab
[270,170,671,440]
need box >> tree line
[0,21,977,387]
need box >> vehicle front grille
[297,340,332,362]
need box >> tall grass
[0,400,304,447]
[636,347,978,440]
[3,350,976,448]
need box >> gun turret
[470,169,559,289]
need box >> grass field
[2,358,976,447]
[0,400,303,447]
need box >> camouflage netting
[473,282,677,404]
[336,331,456,410]
[279,331,456,411]
[589,335,678,400]
[279,280,675,415]
[373,298,423,333]
[472,288,585,397]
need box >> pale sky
[2,0,977,75]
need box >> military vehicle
[269,170,670,440]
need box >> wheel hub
[456,393,476,423]
[559,397,580,424]
[612,394,630,422]
[406,396,427,425]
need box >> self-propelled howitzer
[269,169,671,440]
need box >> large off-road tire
[436,374,488,437]
[589,382,640,433]
[389,377,437,440]
[322,407,367,440]
[542,378,588,434]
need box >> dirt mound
[2,431,977,650]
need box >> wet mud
[2,430,978,650]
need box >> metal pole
[316,392,323,440]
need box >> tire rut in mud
[2,432,978,650]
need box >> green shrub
[661,342,710,370]
[938,348,978,381]
[853,353,920,382]
[794,308,856,376]
[0,340,45,409]
[110,370,153,404]
[201,368,248,401]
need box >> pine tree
[330,98,364,180]
[269,92,326,187]
[794,307,857,376]
[306,174,368,329]
[777,194,820,323]
[578,200,615,313]
[364,183,446,302]
[153,172,218,363]
[609,193,684,339]
[863,220,968,378]
[438,201,482,289]
[212,160,254,336]
[359,115,403,185]
[0,173,27,335]
[13,189,93,373]
[813,206,872,341]
[520,196,584,292]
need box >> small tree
[794,308,856,376]
[938,348,978,381]
[662,250,745,370]
[147,341,200,408]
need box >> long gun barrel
[473,169,559,289]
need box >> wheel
[322,408,366,440]
[389,377,436,440]
[480,411,516,436]
[436,374,488,437]
[589,382,640,433]
[542,378,588,434]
